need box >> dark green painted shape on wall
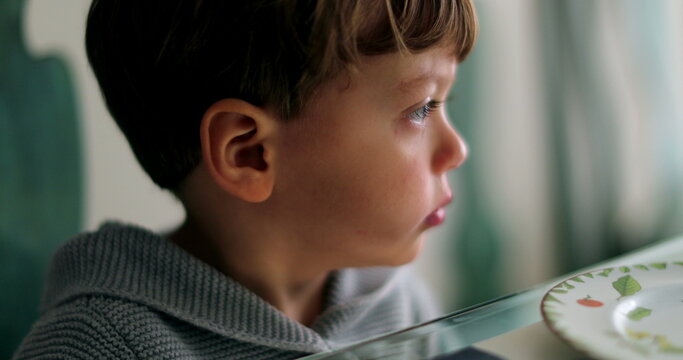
[0,0,83,357]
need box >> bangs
[360,0,479,61]
[302,0,478,111]
[309,0,478,79]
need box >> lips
[424,195,452,227]
[425,207,446,226]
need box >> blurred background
[1,0,682,357]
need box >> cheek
[308,154,428,235]
[385,158,432,217]
[346,154,432,236]
[276,116,433,237]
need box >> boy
[14,0,477,359]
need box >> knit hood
[40,222,433,354]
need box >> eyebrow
[396,70,457,94]
[396,72,436,92]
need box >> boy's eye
[406,100,444,125]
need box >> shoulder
[391,266,442,322]
[14,295,308,360]
[13,296,138,360]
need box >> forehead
[296,44,458,119]
[351,45,458,94]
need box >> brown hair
[86,0,478,189]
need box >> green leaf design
[612,275,642,298]
[619,266,631,273]
[660,346,683,354]
[584,273,594,279]
[551,288,568,294]
[673,261,683,267]
[626,327,651,340]
[656,335,683,353]
[597,268,614,277]
[627,307,652,321]
[564,282,575,289]
[650,263,667,270]
[545,294,563,304]
[570,276,584,283]
[634,264,649,271]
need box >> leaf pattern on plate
[597,268,614,277]
[612,275,642,299]
[626,328,651,340]
[626,307,652,321]
[654,335,683,354]
[542,262,683,359]
[545,294,563,304]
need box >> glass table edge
[299,234,683,359]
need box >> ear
[200,99,277,203]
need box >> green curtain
[0,0,83,357]
[620,0,683,237]
[539,0,683,271]
[447,1,503,308]
[538,0,623,270]
[445,0,683,310]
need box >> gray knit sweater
[13,223,438,359]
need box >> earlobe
[200,99,276,203]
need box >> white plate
[541,262,683,360]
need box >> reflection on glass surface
[301,236,683,359]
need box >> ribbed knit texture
[13,222,438,359]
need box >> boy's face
[273,44,466,268]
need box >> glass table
[300,235,683,359]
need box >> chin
[347,233,426,268]
[381,234,426,267]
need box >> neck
[169,164,337,326]
[169,215,329,327]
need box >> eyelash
[407,100,444,125]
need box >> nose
[432,118,468,174]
